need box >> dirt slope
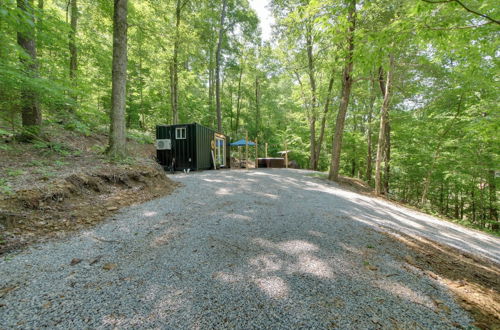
[0,127,177,254]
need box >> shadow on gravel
[384,232,500,329]
[98,169,497,328]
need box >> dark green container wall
[156,125,171,168]
[195,123,215,170]
[226,138,231,169]
[156,122,230,171]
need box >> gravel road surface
[2,169,498,329]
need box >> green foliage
[0,0,497,234]
[64,121,92,136]
[0,178,13,195]
[127,129,153,145]
[33,141,73,157]
[6,168,25,177]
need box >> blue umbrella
[230,139,256,146]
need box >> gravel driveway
[1,169,498,329]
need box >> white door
[215,137,226,167]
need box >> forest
[0,0,498,233]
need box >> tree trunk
[67,0,78,114]
[445,183,450,216]
[488,170,498,228]
[17,0,42,132]
[309,118,316,169]
[365,76,376,183]
[229,87,233,132]
[235,65,243,135]
[439,182,444,214]
[69,0,77,80]
[306,24,318,170]
[215,0,227,133]
[471,186,476,223]
[460,191,464,219]
[328,0,356,182]
[37,0,43,54]
[255,76,260,138]
[384,120,391,194]
[314,69,335,171]
[294,70,317,169]
[208,48,214,126]
[374,55,394,196]
[170,0,184,124]
[108,0,128,158]
[138,34,145,129]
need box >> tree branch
[421,0,500,25]
[424,22,492,30]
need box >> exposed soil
[337,175,373,194]
[384,231,500,330]
[0,127,178,254]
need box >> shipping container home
[156,123,230,172]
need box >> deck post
[284,141,288,168]
[255,138,258,168]
[245,132,249,169]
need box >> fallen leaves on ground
[102,263,117,271]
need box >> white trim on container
[175,127,186,139]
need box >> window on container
[175,127,186,139]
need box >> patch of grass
[34,168,56,179]
[366,245,374,249]
[64,120,92,136]
[34,141,74,157]
[307,172,328,179]
[27,159,49,167]
[0,127,12,136]
[0,178,13,195]
[6,169,25,177]
[108,155,135,165]
[127,129,154,144]
[54,160,69,167]
[0,143,13,151]
[90,144,106,154]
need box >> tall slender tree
[375,55,394,196]
[365,73,377,183]
[17,0,42,134]
[68,0,78,114]
[170,0,188,124]
[313,68,335,170]
[305,23,318,170]
[215,0,227,132]
[329,0,356,181]
[108,0,128,158]
[234,64,243,135]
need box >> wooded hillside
[0,0,498,233]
